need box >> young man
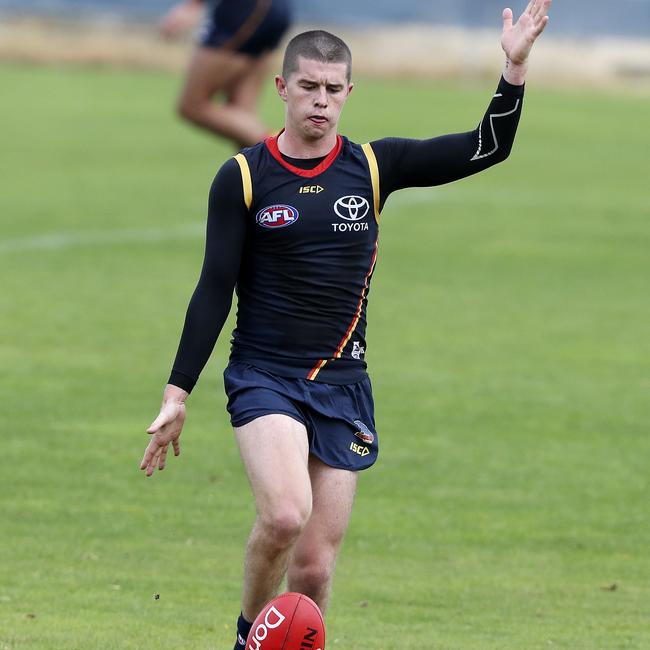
[141,3,551,648]
[160,0,292,147]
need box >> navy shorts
[223,362,379,471]
[199,0,292,57]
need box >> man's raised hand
[502,0,551,66]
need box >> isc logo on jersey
[257,204,300,229]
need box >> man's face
[276,56,353,142]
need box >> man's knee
[290,554,335,592]
[258,504,312,548]
[176,93,205,125]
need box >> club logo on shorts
[350,442,370,457]
[334,195,369,221]
[353,420,375,444]
[256,204,299,229]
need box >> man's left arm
[371,0,551,204]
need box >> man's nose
[314,86,328,107]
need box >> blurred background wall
[1,0,649,37]
[0,1,649,89]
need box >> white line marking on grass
[0,223,205,254]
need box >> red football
[246,592,325,650]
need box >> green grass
[0,61,648,649]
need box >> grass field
[1,61,648,649]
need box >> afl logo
[256,204,299,229]
[334,195,369,221]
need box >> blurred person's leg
[176,0,291,148]
[227,51,277,133]
[176,47,271,148]
[226,50,272,111]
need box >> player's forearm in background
[167,159,247,393]
[371,76,525,206]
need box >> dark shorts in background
[223,362,379,471]
[200,0,292,56]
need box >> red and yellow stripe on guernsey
[307,240,380,381]
[307,359,328,381]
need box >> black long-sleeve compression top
[168,76,524,392]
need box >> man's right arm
[167,158,248,393]
[369,0,551,209]
[370,75,525,209]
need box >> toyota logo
[334,195,369,221]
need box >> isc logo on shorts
[256,204,299,229]
[349,442,370,457]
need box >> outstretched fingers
[140,435,167,476]
[140,439,158,473]
[147,445,163,476]
[533,0,551,35]
[536,15,550,36]
[534,0,552,20]
[502,7,514,30]
[158,444,169,471]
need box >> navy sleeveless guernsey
[230,134,381,384]
[167,76,525,394]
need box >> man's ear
[347,82,354,96]
[275,75,288,102]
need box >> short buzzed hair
[282,30,352,81]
